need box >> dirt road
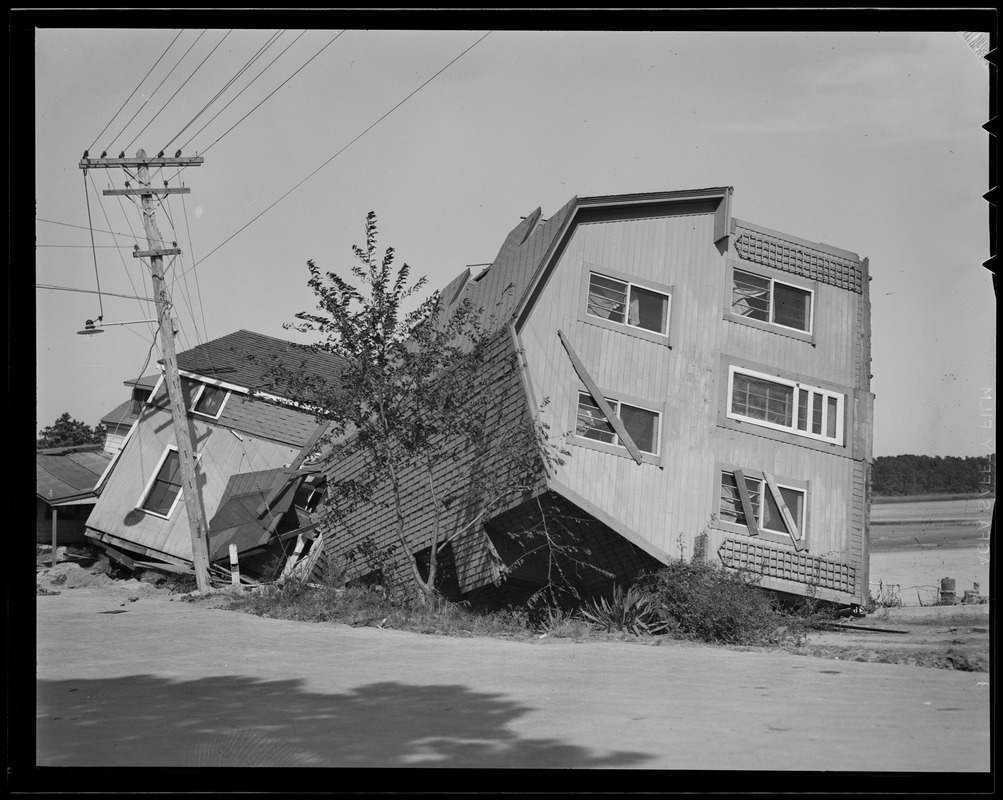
[34,585,990,774]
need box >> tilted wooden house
[84,330,343,578]
[320,187,873,608]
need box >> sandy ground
[32,583,990,777]
[26,543,993,781]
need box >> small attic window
[192,384,229,419]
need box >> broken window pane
[587,273,628,323]
[733,268,812,333]
[732,269,770,321]
[576,392,616,444]
[720,471,762,525]
[588,271,670,336]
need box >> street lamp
[77,316,163,335]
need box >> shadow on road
[37,674,653,768]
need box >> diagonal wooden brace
[557,329,644,465]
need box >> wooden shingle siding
[441,198,579,330]
[318,330,548,594]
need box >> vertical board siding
[86,404,303,562]
[520,210,864,582]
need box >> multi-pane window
[728,366,844,445]
[140,448,182,517]
[719,471,806,539]
[576,391,660,455]
[586,272,670,336]
[732,268,812,333]
[193,384,228,418]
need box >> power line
[88,29,185,154]
[106,30,208,155]
[180,31,492,280]
[178,30,307,154]
[199,30,340,156]
[125,30,234,154]
[82,172,104,318]
[35,284,155,303]
[161,29,286,155]
[36,218,146,241]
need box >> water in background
[868,497,991,606]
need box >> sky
[33,23,994,458]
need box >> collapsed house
[83,330,343,582]
[318,188,874,608]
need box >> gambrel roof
[437,188,738,333]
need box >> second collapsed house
[318,187,874,608]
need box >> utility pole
[78,148,213,591]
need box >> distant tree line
[37,412,106,450]
[871,454,996,496]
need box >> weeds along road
[35,587,990,773]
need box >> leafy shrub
[639,560,788,645]
[581,583,670,636]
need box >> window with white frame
[732,268,813,333]
[727,366,844,444]
[575,391,660,455]
[719,471,806,539]
[139,447,183,517]
[192,384,228,418]
[586,271,670,336]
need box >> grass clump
[209,554,837,648]
[218,576,535,639]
